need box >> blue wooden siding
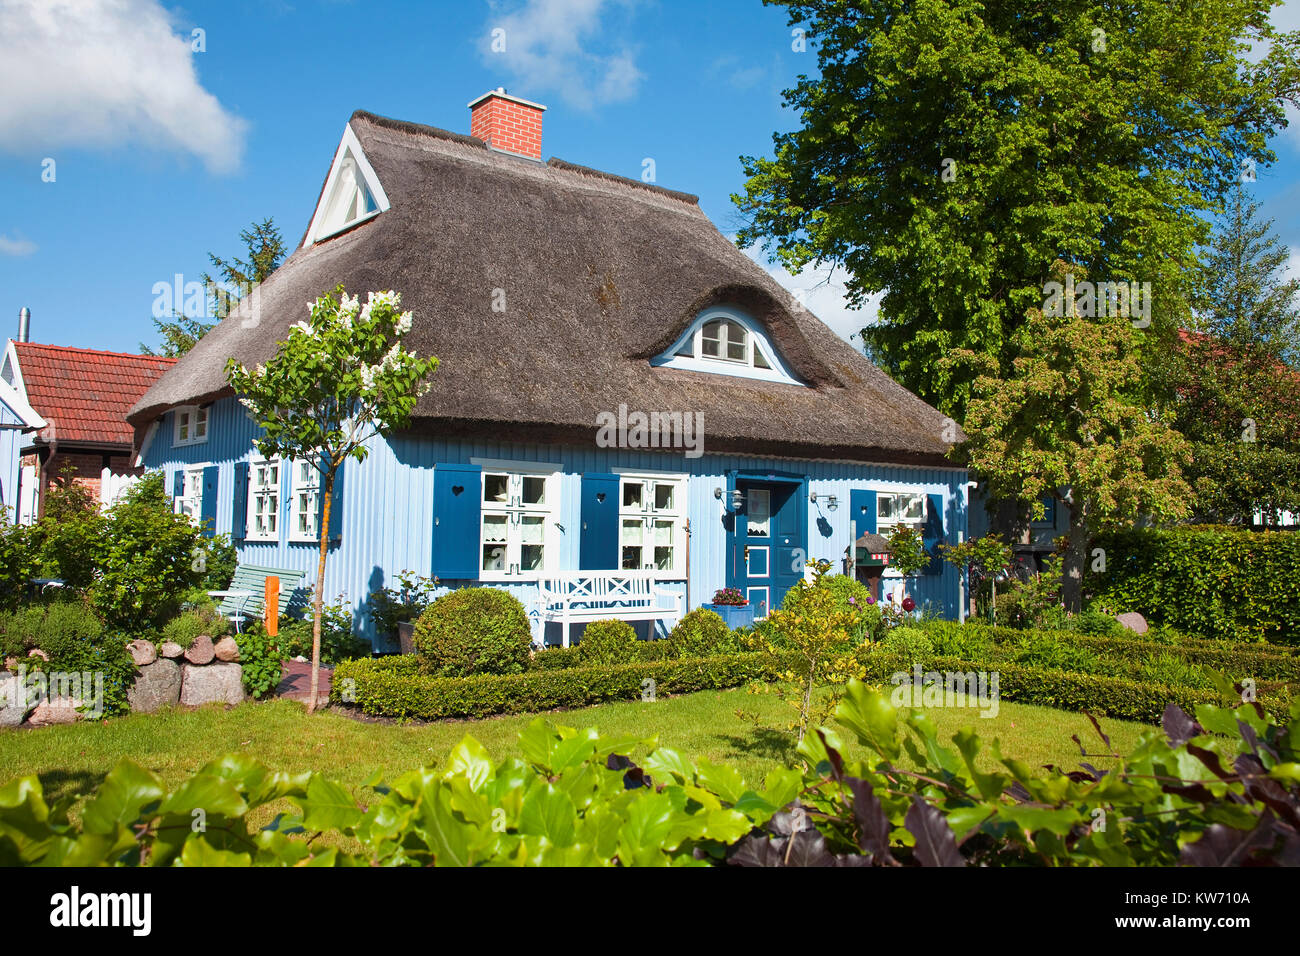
[144,396,970,648]
[0,396,27,518]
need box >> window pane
[622,482,644,509]
[482,515,508,571]
[483,514,508,543]
[654,547,674,571]
[654,483,675,512]
[484,474,509,503]
[753,348,771,369]
[621,546,642,570]
[521,476,546,506]
[652,519,674,546]
[622,519,643,544]
[520,515,545,544]
[520,544,544,571]
[747,489,770,536]
[726,338,747,362]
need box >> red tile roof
[13,343,177,446]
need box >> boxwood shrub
[576,619,639,665]
[667,608,736,658]
[412,587,532,677]
[332,651,798,720]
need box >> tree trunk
[307,471,334,714]
[1061,506,1089,615]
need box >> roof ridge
[349,109,700,206]
[12,341,178,363]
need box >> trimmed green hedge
[857,651,1292,724]
[921,620,1300,683]
[1085,527,1300,644]
[531,639,674,671]
[331,651,798,720]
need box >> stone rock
[180,662,244,707]
[128,639,157,667]
[214,637,241,662]
[1115,611,1149,636]
[184,635,215,665]
[160,641,185,659]
[0,672,30,728]
[27,696,84,726]
[127,659,181,714]
[27,648,49,661]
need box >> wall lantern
[810,491,839,512]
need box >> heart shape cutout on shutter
[596,492,606,503]
[452,485,464,496]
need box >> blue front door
[731,479,806,616]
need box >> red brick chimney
[468,88,546,160]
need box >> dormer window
[655,307,802,385]
[304,124,391,246]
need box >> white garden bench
[536,572,683,648]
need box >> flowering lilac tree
[227,286,438,711]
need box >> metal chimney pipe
[18,308,30,343]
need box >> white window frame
[173,465,206,526]
[614,471,687,577]
[246,458,282,542]
[289,458,321,544]
[173,405,209,447]
[474,461,561,581]
[652,308,803,385]
[304,125,391,247]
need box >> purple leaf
[1162,703,1202,748]
[905,796,965,867]
[848,777,896,865]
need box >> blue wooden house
[128,90,970,649]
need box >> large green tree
[142,218,286,357]
[957,264,1192,612]
[227,287,438,711]
[734,0,1300,417]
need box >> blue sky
[2,0,1300,354]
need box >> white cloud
[744,246,880,345]
[0,0,247,173]
[0,234,37,256]
[483,0,644,108]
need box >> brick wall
[29,450,141,517]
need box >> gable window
[173,466,204,523]
[174,405,208,446]
[290,459,320,543]
[246,459,281,542]
[618,473,686,575]
[305,126,391,246]
[480,469,559,579]
[652,307,801,385]
[877,492,924,532]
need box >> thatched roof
[130,110,960,465]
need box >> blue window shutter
[923,493,945,575]
[172,469,185,500]
[849,490,877,535]
[199,465,219,539]
[326,461,345,543]
[432,463,481,579]
[232,462,249,541]
[579,473,619,570]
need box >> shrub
[878,626,934,665]
[332,651,795,721]
[161,604,228,650]
[577,619,639,665]
[412,587,532,677]
[1012,632,1103,673]
[667,608,736,658]
[234,625,284,699]
[1139,652,1212,690]
[782,572,883,643]
[0,510,36,613]
[1070,607,1124,636]
[531,640,671,671]
[369,570,442,637]
[1087,526,1300,644]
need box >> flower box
[701,602,756,629]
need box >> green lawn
[1,685,1154,815]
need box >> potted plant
[883,526,930,616]
[701,587,755,628]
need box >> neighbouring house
[127,89,970,649]
[0,335,177,522]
